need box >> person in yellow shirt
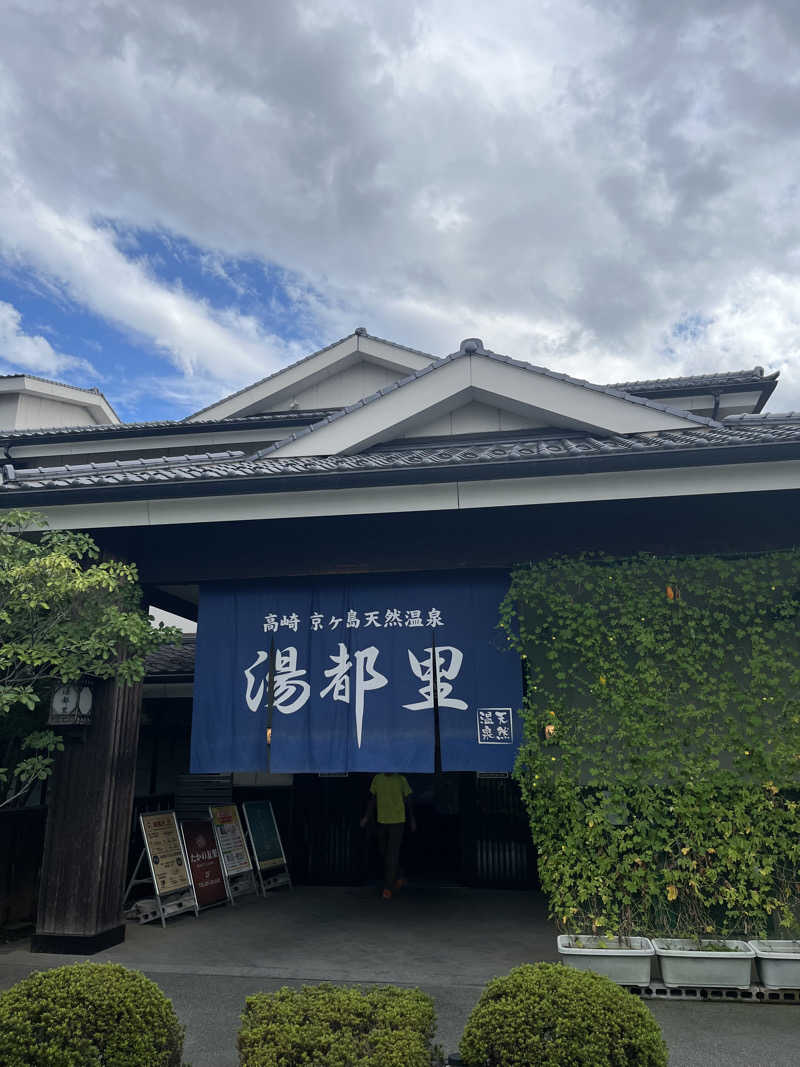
[360,773,415,899]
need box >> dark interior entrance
[240,772,538,890]
[132,698,538,892]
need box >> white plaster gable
[264,342,712,458]
[401,399,551,438]
[186,330,437,422]
[0,376,118,429]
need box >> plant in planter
[557,933,655,984]
[500,551,800,958]
[749,940,800,989]
[652,938,755,989]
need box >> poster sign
[140,812,191,895]
[191,570,522,774]
[180,819,227,908]
[209,804,252,876]
[242,801,286,871]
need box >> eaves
[4,439,800,510]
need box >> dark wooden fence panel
[0,806,47,928]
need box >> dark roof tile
[5,422,800,493]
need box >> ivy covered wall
[501,551,800,938]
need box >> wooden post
[32,679,143,954]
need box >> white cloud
[0,301,96,378]
[1,1,800,409]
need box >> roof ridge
[610,367,779,389]
[0,408,343,441]
[184,329,439,421]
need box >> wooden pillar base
[34,679,143,951]
[31,924,125,955]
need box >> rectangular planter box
[557,935,654,985]
[652,938,755,989]
[749,940,800,990]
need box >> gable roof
[256,339,719,459]
[0,374,119,425]
[185,329,438,423]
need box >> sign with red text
[181,819,227,908]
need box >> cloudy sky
[0,0,799,421]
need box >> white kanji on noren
[310,612,324,631]
[244,647,311,715]
[272,647,310,714]
[320,643,388,747]
[263,613,278,633]
[403,646,468,711]
[244,650,270,711]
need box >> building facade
[0,330,796,950]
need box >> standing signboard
[242,800,291,894]
[180,819,229,909]
[209,804,256,899]
[134,811,198,926]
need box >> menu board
[242,801,286,871]
[209,804,252,876]
[181,820,228,908]
[140,812,191,895]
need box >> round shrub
[238,983,441,1067]
[460,963,667,1067]
[0,961,185,1067]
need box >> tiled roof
[186,328,439,420]
[251,340,720,460]
[4,421,800,493]
[610,367,777,392]
[724,412,800,423]
[0,409,340,441]
[0,372,109,395]
[145,636,196,677]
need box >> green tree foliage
[501,551,800,938]
[0,509,180,806]
[0,962,185,1066]
[459,963,667,1067]
[238,984,443,1067]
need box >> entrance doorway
[274,773,537,889]
[132,699,538,892]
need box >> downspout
[712,392,721,421]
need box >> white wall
[0,395,20,429]
[263,360,403,411]
[403,399,549,438]
[15,394,96,429]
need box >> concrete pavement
[1,887,797,1066]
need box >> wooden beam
[32,679,143,954]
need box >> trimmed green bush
[460,963,667,1067]
[237,983,442,1067]
[0,961,185,1067]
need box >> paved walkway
[1,887,798,1065]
